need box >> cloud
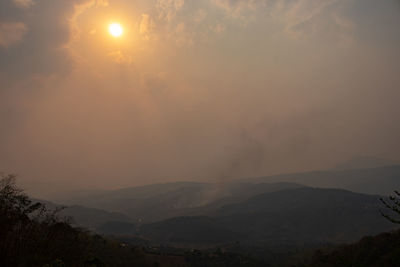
[210,23,225,34]
[0,0,399,195]
[174,22,195,46]
[13,0,35,9]
[107,50,132,65]
[209,0,355,42]
[194,9,207,23]
[156,0,185,21]
[264,0,356,42]
[0,22,27,47]
[280,0,346,37]
[139,14,155,40]
[211,0,258,12]
[0,0,104,81]
[211,0,261,18]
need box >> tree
[0,173,89,266]
[0,173,45,218]
[380,191,400,224]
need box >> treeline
[291,230,400,267]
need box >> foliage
[295,230,400,267]
[0,173,91,266]
[380,190,400,224]
[184,248,266,267]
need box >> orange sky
[0,0,400,197]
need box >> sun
[109,23,123,37]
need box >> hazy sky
[1,0,400,196]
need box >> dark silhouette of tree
[380,190,400,224]
[0,173,96,266]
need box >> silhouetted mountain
[59,182,303,223]
[160,182,306,218]
[56,166,400,226]
[246,165,400,195]
[58,182,213,222]
[127,188,394,246]
[34,199,132,229]
[215,188,393,243]
[45,166,400,248]
[60,205,132,229]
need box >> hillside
[57,182,303,223]
[246,165,400,195]
[100,187,394,247]
[60,205,132,229]
[298,230,400,267]
[215,188,393,244]
[34,198,132,229]
[53,165,400,226]
[140,216,242,245]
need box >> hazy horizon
[1,0,400,197]
[17,156,400,200]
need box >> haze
[1,0,400,198]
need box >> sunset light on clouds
[0,0,399,197]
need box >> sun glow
[109,23,123,37]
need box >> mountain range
[43,165,400,248]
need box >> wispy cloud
[0,22,27,47]
[139,14,156,40]
[107,50,133,65]
[277,0,355,41]
[156,0,185,21]
[211,0,260,17]
[13,0,35,9]
[209,0,356,42]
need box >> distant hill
[57,182,214,222]
[60,205,132,229]
[245,165,400,195]
[47,165,400,238]
[214,188,393,244]
[53,166,400,226]
[58,182,303,223]
[101,187,394,247]
[34,199,132,229]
